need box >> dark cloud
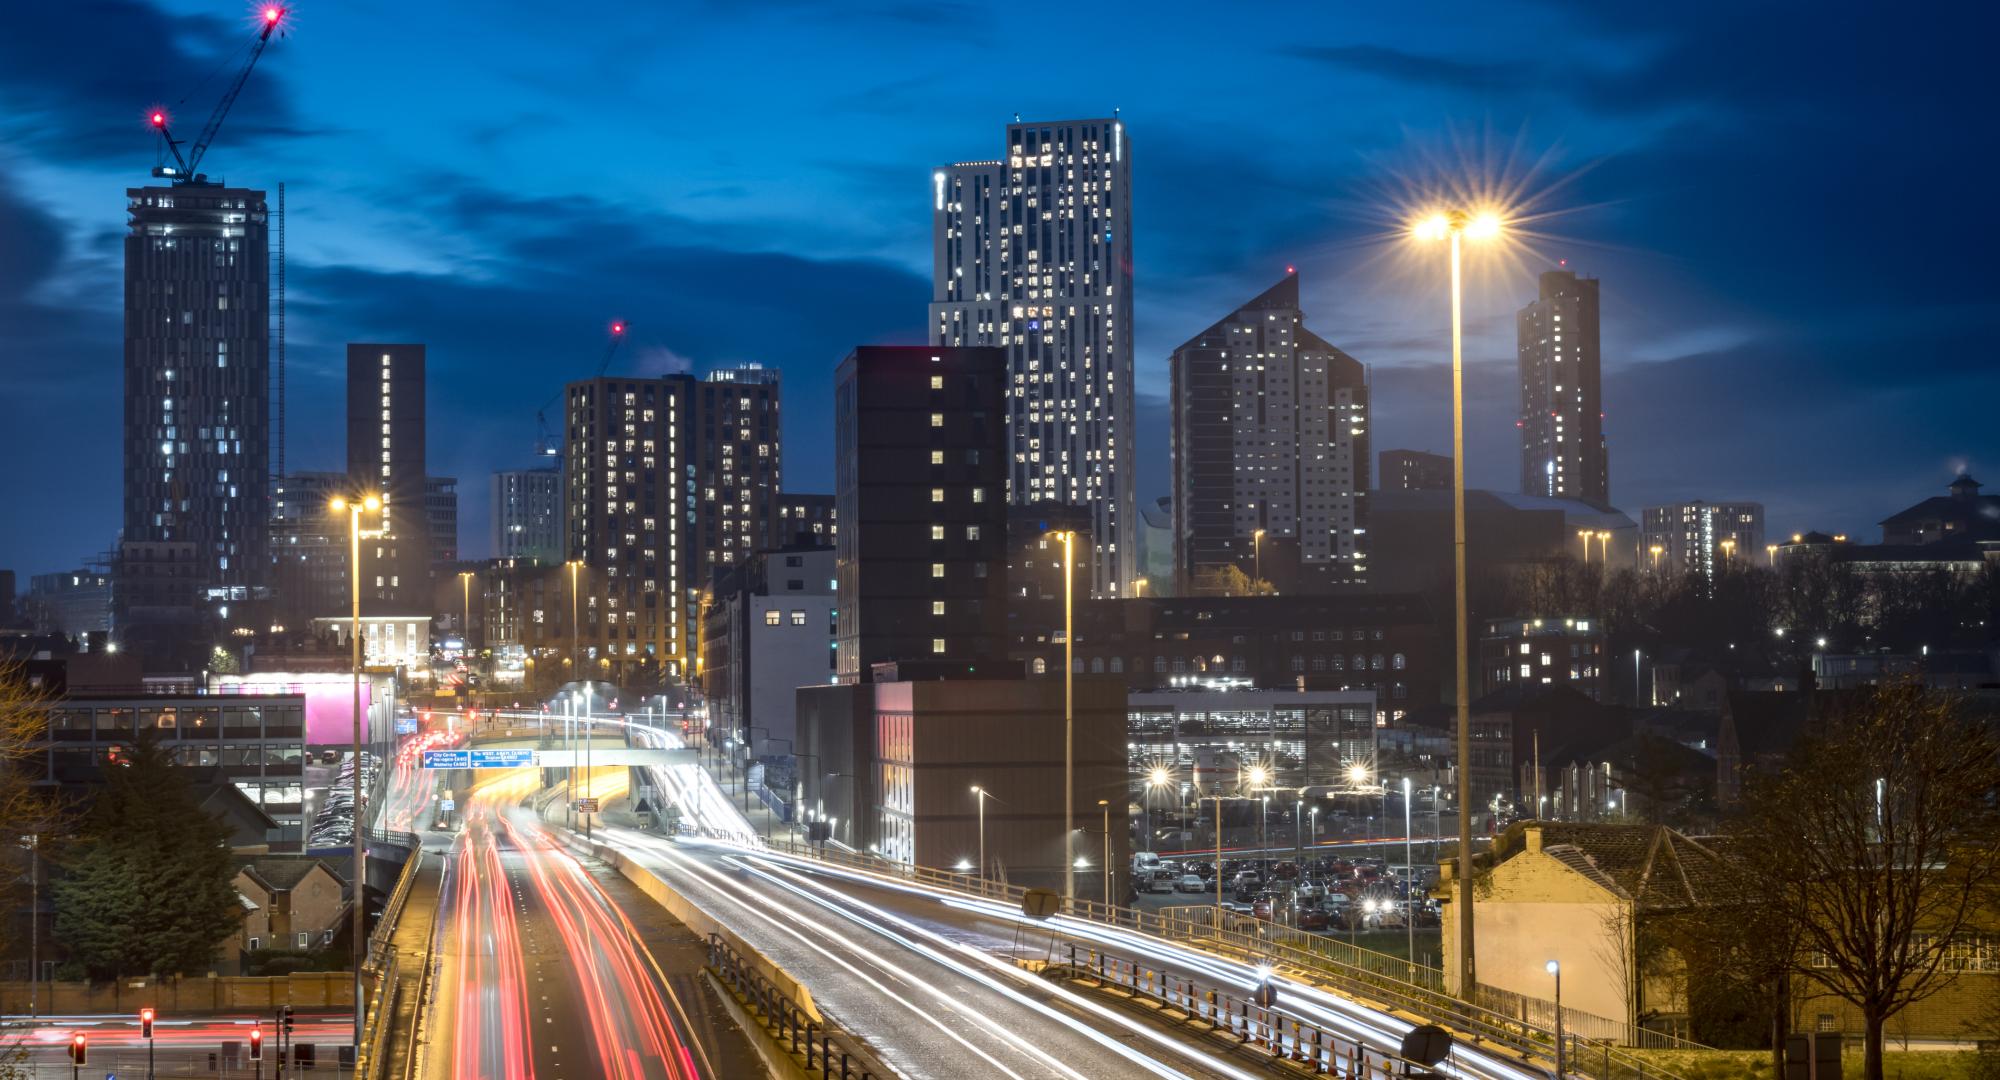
[1283,45,1538,95]
[0,0,309,164]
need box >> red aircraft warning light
[264,5,284,23]
[612,321,627,335]
[150,111,167,127]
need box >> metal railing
[365,851,424,966]
[1046,943,1427,1077]
[756,838,1687,1080]
[354,947,399,1079]
[707,934,887,1079]
[1473,982,1717,1052]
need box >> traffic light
[68,1033,86,1065]
[249,1025,264,1061]
[282,1004,295,1035]
[141,1006,155,1038]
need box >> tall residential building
[833,346,1010,682]
[492,467,563,564]
[120,185,271,631]
[1640,500,1765,579]
[930,117,1135,597]
[1169,274,1369,595]
[425,476,458,568]
[1517,268,1607,503]
[562,368,781,683]
[1379,449,1452,492]
[346,344,429,612]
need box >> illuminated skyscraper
[1517,268,1608,503]
[119,185,271,632]
[562,367,780,683]
[930,117,1135,596]
[346,343,428,611]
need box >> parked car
[1297,907,1331,931]
[1252,896,1275,920]
[1175,874,1207,893]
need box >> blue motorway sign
[421,749,470,770]
[469,748,536,769]
[394,718,418,735]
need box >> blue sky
[2,0,1995,577]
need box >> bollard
[1239,999,1251,1043]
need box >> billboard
[210,672,378,747]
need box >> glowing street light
[1410,204,1506,996]
[329,492,381,1045]
[1252,527,1267,591]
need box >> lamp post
[1649,544,1664,572]
[1576,529,1593,565]
[971,785,989,881]
[458,570,475,653]
[1252,528,1266,591]
[567,558,583,681]
[329,492,381,1047]
[1402,776,1415,974]
[20,833,36,1017]
[1098,798,1112,908]
[1413,206,1504,996]
[1054,529,1076,903]
[1144,767,1170,853]
[1547,959,1565,1075]
[1595,530,1612,566]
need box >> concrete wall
[0,972,352,1014]
[1443,839,1632,1024]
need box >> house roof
[241,856,339,892]
[1528,823,1744,914]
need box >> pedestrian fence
[10,1043,352,1079]
[706,933,888,1080]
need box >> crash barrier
[707,933,888,1080]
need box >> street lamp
[1576,529,1593,565]
[1402,776,1415,974]
[970,785,991,881]
[1098,798,1113,909]
[566,559,584,678]
[1719,538,1737,565]
[1143,766,1171,853]
[1050,529,1078,904]
[1595,530,1612,565]
[458,570,476,654]
[1649,544,1664,572]
[1547,959,1565,1075]
[1412,204,1505,996]
[1252,527,1266,592]
[1766,543,1779,567]
[329,492,381,1046]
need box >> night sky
[2,1,1994,579]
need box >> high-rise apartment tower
[1517,268,1607,503]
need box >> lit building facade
[120,185,271,631]
[562,367,781,683]
[1379,449,1452,492]
[345,344,429,612]
[425,476,458,568]
[1171,274,1369,594]
[1639,500,1764,578]
[1478,616,1606,701]
[1517,269,1607,503]
[775,492,837,547]
[492,467,563,564]
[930,117,1135,596]
[269,470,347,627]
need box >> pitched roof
[1528,823,1744,913]
[242,856,339,891]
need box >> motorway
[421,768,710,1079]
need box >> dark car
[1297,907,1331,931]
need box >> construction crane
[534,321,630,458]
[149,4,289,186]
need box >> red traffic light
[249,1026,264,1060]
[69,1033,87,1064]
[140,1006,155,1038]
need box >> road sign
[439,799,456,813]
[576,798,600,813]
[420,749,470,770]
[469,748,535,769]
[394,718,418,735]
[1020,888,1061,919]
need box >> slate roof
[1529,823,1745,914]
[241,856,339,893]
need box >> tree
[0,663,58,983]
[52,732,245,980]
[1191,564,1272,597]
[1736,682,2000,1080]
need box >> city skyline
[2,1,1993,577]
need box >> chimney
[1525,825,1545,854]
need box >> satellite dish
[1401,1024,1453,1067]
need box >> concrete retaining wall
[0,972,353,1014]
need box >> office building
[345,344,429,611]
[120,185,271,632]
[700,543,837,754]
[1640,500,1764,578]
[1517,268,1607,503]
[492,467,563,564]
[1170,274,1369,595]
[1379,449,1452,492]
[562,367,781,683]
[25,570,114,636]
[426,476,458,568]
[1004,502,1092,667]
[931,117,1136,596]
[1479,616,1607,701]
[775,492,837,547]
[832,346,1010,682]
[269,470,348,627]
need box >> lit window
[931,638,946,654]
[930,525,945,540]
[930,413,944,427]
[930,375,944,389]
[971,488,985,504]
[931,601,946,616]
[965,525,981,541]
[931,488,945,503]
[931,563,945,578]
[790,610,807,626]
[765,611,781,626]
[931,450,945,465]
